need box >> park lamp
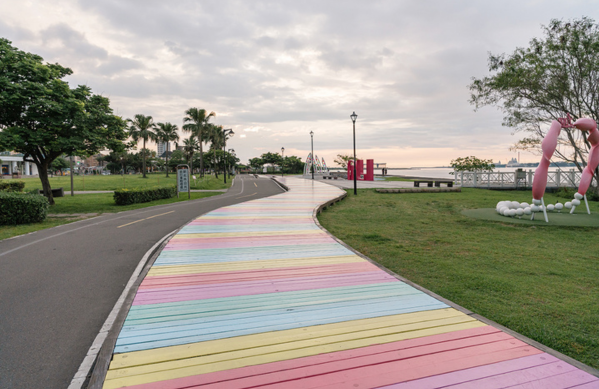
[310,131,314,179]
[351,112,358,195]
[281,147,285,176]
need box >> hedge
[113,186,177,206]
[0,192,49,225]
[0,181,26,192]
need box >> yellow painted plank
[147,255,364,276]
[171,230,325,239]
[103,319,486,388]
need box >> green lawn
[0,191,222,241]
[318,188,599,369]
[15,173,232,191]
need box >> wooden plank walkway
[102,177,599,389]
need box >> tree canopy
[450,156,495,172]
[469,17,599,184]
[0,38,127,204]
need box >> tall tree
[182,137,199,172]
[155,122,180,177]
[469,17,599,189]
[0,39,127,204]
[183,108,215,177]
[127,114,156,178]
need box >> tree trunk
[199,128,204,178]
[165,143,170,178]
[37,162,55,205]
[142,138,147,178]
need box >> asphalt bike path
[0,175,283,389]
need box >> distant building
[157,141,169,158]
[0,151,38,176]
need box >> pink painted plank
[124,326,502,389]
[255,344,543,389]
[168,233,330,245]
[187,219,314,225]
[163,237,335,251]
[382,354,561,388]
[139,262,378,289]
[132,272,397,305]
[570,381,599,388]
[507,370,599,389]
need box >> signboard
[177,165,190,199]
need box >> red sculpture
[347,159,375,181]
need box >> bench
[414,180,453,188]
[38,187,64,197]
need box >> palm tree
[155,122,180,177]
[183,108,215,177]
[127,114,157,178]
[208,124,224,178]
[183,137,199,172]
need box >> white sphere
[500,206,509,214]
[546,204,555,211]
[516,208,524,216]
[572,199,581,206]
[565,202,572,209]
[555,203,564,210]
[531,205,540,212]
[508,209,517,217]
[511,201,521,208]
[520,202,529,208]
[502,208,511,216]
[575,193,583,200]
[532,199,542,205]
[524,207,532,215]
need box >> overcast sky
[1,1,596,167]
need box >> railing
[455,169,582,188]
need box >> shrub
[0,192,49,225]
[0,181,26,192]
[556,186,599,201]
[113,186,176,205]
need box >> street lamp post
[228,148,235,178]
[281,147,285,177]
[310,131,314,180]
[223,128,233,184]
[350,112,358,195]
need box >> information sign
[177,165,190,198]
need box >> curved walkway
[101,177,598,389]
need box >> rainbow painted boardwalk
[103,178,598,388]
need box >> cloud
[1,0,592,166]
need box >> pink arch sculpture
[532,114,599,221]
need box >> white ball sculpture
[555,203,564,212]
[516,208,524,217]
[546,204,555,211]
[574,193,583,200]
[508,209,517,217]
[520,202,530,208]
[572,199,581,206]
[531,204,540,212]
[532,199,542,205]
[524,207,532,215]
[511,201,521,209]
[565,202,573,209]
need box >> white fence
[455,169,582,188]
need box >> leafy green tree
[450,156,495,172]
[168,150,186,170]
[182,137,199,172]
[470,17,599,186]
[334,154,355,169]
[260,152,283,172]
[0,39,127,204]
[127,114,157,178]
[155,122,180,177]
[284,156,305,174]
[249,157,263,173]
[50,157,69,176]
[183,108,215,177]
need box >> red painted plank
[255,343,542,389]
[139,262,378,289]
[382,353,561,388]
[122,327,502,389]
[132,272,397,305]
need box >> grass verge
[317,188,599,369]
[14,173,232,191]
[0,191,221,241]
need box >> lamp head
[350,111,358,123]
[310,130,314,136]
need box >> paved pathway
[101,177,598,388]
